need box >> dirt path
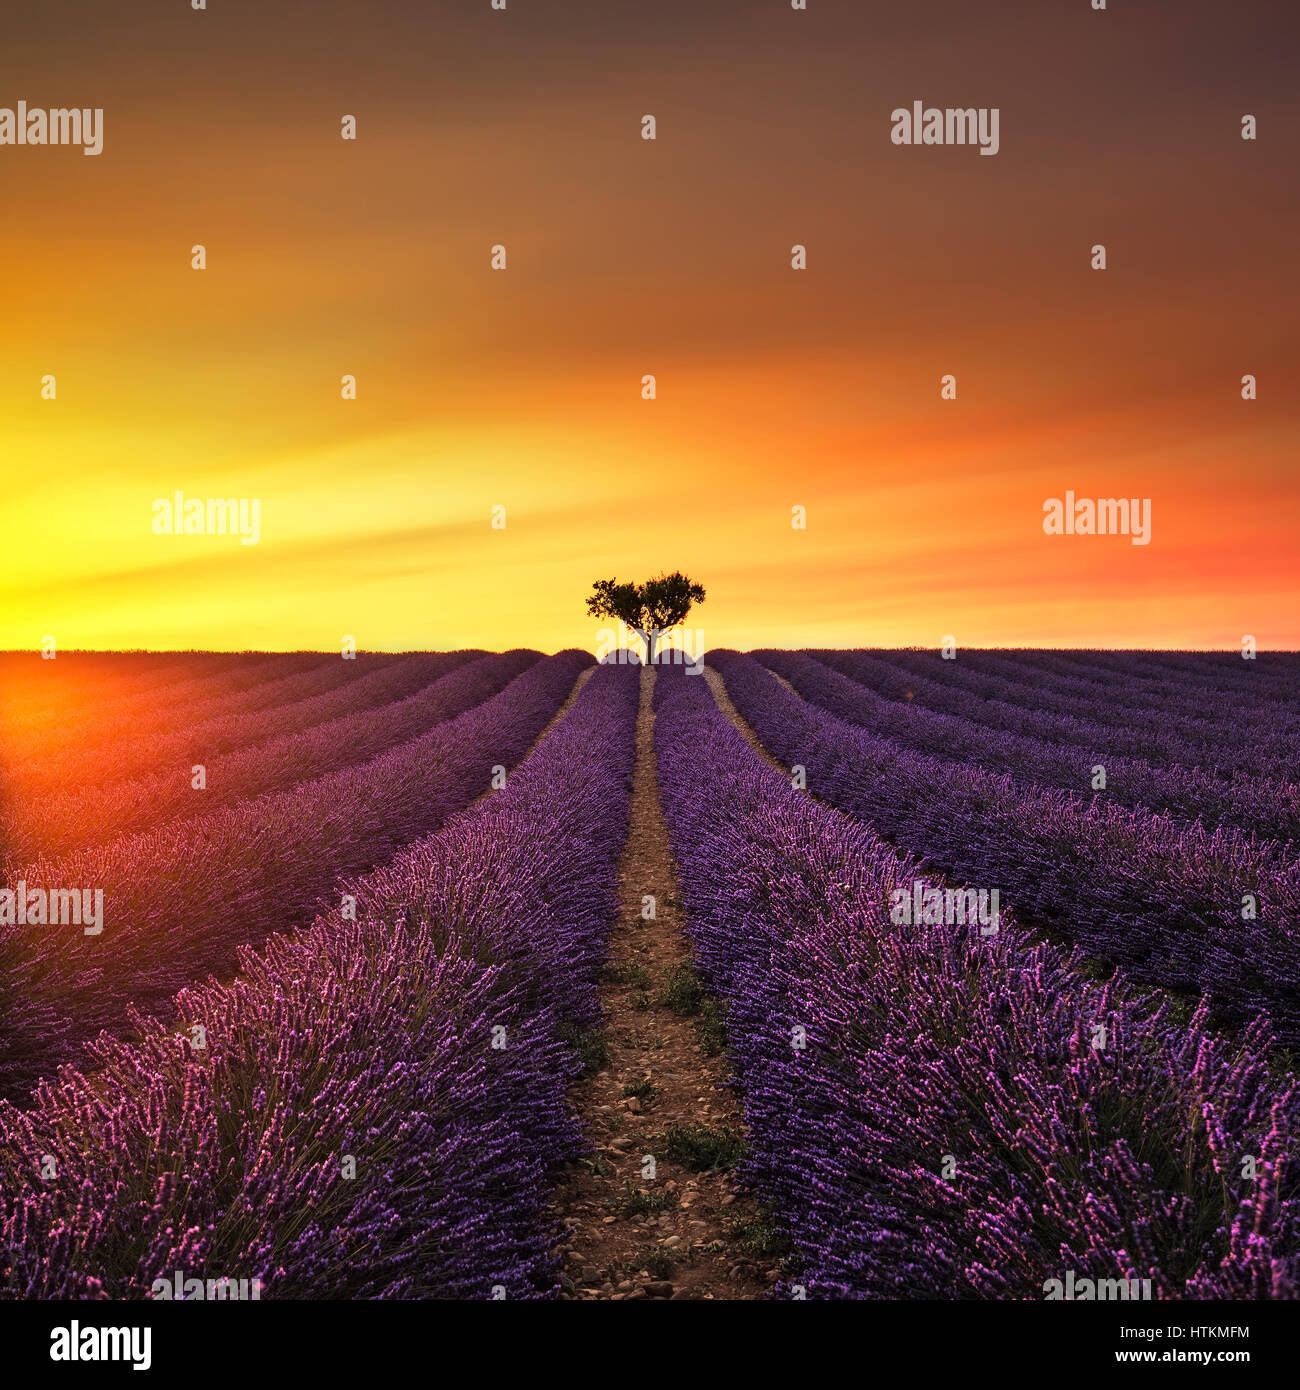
[549,667,773,1302]
[703,666,788,774]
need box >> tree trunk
[635,629,658,665]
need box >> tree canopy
[586,572,706,661]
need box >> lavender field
[1,648,1297,1300]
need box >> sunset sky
[1,0,1296,653]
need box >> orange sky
[1,0,1296,652]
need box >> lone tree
[586,572,706,665]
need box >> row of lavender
[954,648,1300,711]
[1010,649,1300,704]
[3,651,496,863]
[654,664,1299,1298]
[0,650,590,1103]
[826,646,1300,774]
[892,639,1292,751]
[2,650,281,730]
[709,652,1300,1044]
[0,662,638,1298]
[840,649,1300,783]
[757,651,1299,846]
[0,650,235,719]
[6,652,458,798]
[5,651,329,751]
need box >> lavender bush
[709,650,1300,1043]
[0,662,638,1299]
[819,648,1300,784]
[653,663,1300,1299]
[4,652,465,800]
[1021,649,1300,702]
[7,652,328,755]
[3,651,495,862]
[0,650,589,1102]
[757,650,1299,846]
